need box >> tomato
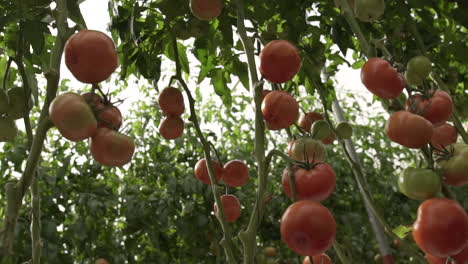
[431,123,457,151]
[81,92,104,108]
[65,30,118,84]
[426,247,468,264]
[311,120,332,141]
[0,117,18,142]
[96,104,122,129]
[454,246,468,263]
[95,259,109,264]
[298,112,335,145]
[280,200,336,256]
[158,87,185,117]
[282,164,336,202]
[354,0,385,22]
[385,111,433,149]
[159,116,184,140]
[261,91,299,130]
[213,194,241,223]
[405,56,432,85]
[335,122,353,140]
[412,198,468,257]
[287,140,295,156]
[263,247,277,257]
[194,158,223,184]
[290,137,326,162]
[223,160,249,187]
[260,40,301,83]
[262,89,272,100]
[0,89,9,114]
[361,58,405,99]
[90,127,135,167]
[7,86,32,120]
[49,92,98,141]
[398,167,441,200]
[189,0,223,21]
[425,253,447,264]
[437,144,468,186]
[303,253,332,264]
[405,90,453,126]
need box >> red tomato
[65,30,118,84]
[190,0,223,21]
[260,40,301,83]
[213,194,241,223]
[287,140,295,156]
[159,116,184,140]
[406,90,453,126]
[96,104,122,130]
[194,159,223,184]
[262,89,272,100]
[425,253,447,264]
[382,255,394,264]
[282,164,336,202]
[223,160,249,187]
[385,111,433,149]
[454,246,468,263]
[49,92,98,141]
[90,127,135,167]
[413,198,468,257]
[298,112,335,145]
[261,91,299,130]
[361,58,405,99]
[158,87,185,117]
[280,200,336,256]
[303,254,332,264]
[431,123,457,151]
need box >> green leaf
[22,20,45,54]
[231,59,249,91]
[392,225,412,239]
[210,68,232,107]
[351,60,365,69]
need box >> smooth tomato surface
[223,160,249,187]
[280,200,336,256]
[260,40,301,83]
[213,194,241,223]
[194,158,223,184]
[158,87,185,117]
[90,127,135,167]
[261,91,299,130]
[385,111,433,149]
[361,58,405,99]
[431,123,457,151]
[190,0,223,21]
[406,90,453,126]
[96,104,122,129]
[398,167,441,200]
[159,116,184,140]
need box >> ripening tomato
[194,158,223,184]
[303,253,332,264]
[223,160,249,187]
[361,58,405,99]
[260,40,301,83]
[412,198,468,257]
[263,247,277,257]
[282,164,336,202]
[190,0,223,21]
[385,111,433,149]
[90,128,135,167]
[281,200,336,256]
[431,123,457,151]
[290,137,326,162]
[96,104,122,129]
[65,30,118,84]
[398,167,441,200]
[213,194,241,223]
[405,90,453,127]
[158,87,185,117]
[261,91,299,130]
[437,143,468,186]
[49,92,98,141]
[159,116,184,140]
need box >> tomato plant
[194,158,223,184]
[223,160,249,187]
[405,90,453,126]
[398,167,441,200]
[214,194,241,223]
[158,87,185,117]
[261,91,299,130]
[282,164,336,201]
[159,116,184,140]
[90,127,135,167]
[190,0,223,21]
[290,137,326,162]
[385,111,433,149]
[260,40,301,83]
[361,58,405,99]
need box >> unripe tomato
[49,92,98,141]
[194,158,223,184]
[159,116,184,140]
[405,56,432,85]
[96,104,123,130]
[431,123,457,151]
[412,198,468,257]
[282,164,336,202]
[223,160,249,187]
[158,87,185,117]
[385,111,433,149]
[336,122,353,140]
[297,112,335,145]
[65,30,118,84]
[281,200,336,256]
[263,246,277,257]
[354,0,385,22]
[398,167,441,200]
[361,58,405,99]
[437,144,468,186]
[290,137,326,162]
[190,0,223,21]
[213,194,241,223]
[311,120,332,141]
[260,40,301,83]
[0,117,18,142]
[90,128,135,167]
[405,90,453,127]
[261,91,299,130]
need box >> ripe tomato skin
[261,91,299,130]
[282,164,336,202]
[431,123,457,151]
[290,137,326,162]
[260,40,301,83]
[280,200,336,256]
[412,198,468,257]
[426,247,468,264]
[425,253,447,264]
[223,160,249,187]
[398,167,441,200]
[190,0,223,21]
[159,116,184,140]
[302,253,332,264]
[65,30,118,84]
[213,194,241,223]
[298,112,335,145]
[385,111,433,149]
[406,90,453,127]
[361,58,405,99]
[49,92,98,142]
[90,127,135,167]
[96,104,123,130]
[454,246,468,263]
[158,87,185,117]
[194,159,223,184]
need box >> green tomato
[354,0,385,22]
[0,89,9,114]
[406,56,432,81]
[438,144,468,186]
[0,117,18,142]
[398,167,441,200]
[405,70,424,86]
[311,120,332,140]
[140,185,153,195]
[290,137,326,162]
[336,122,353,139]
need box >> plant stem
[31,175,41,264]
[2,57,13,90]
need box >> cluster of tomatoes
[158,87,185,140]
[361,56,468,262]
[49,30,135,167]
